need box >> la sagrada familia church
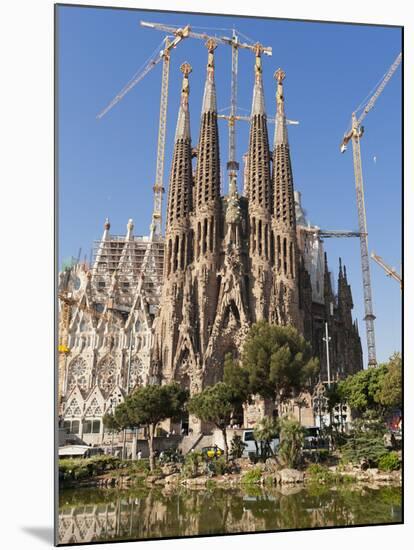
[58,41,362,445]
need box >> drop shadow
[21,526,54,545]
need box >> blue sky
[57,5,402,366]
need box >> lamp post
[323,322,332,389]
[109,396,117,455]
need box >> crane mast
[227,30,239,176]
[340,52,401,367]
[350,114,377,366]
[151,39,170,239]
[141,21,272,192]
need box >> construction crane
[371,252,402,289]
[97,27,192,239]
[300,227,361,239]
[140,20,272,187]
[58,291,113,323]
[340,52,402,367]
[218,112,299,127]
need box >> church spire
[247,48,271,212]
[174,62,191,141]
[194,40,221,213]
[272,69,295,229]
[338,263,354,331]
[201,38,217,113]
[251,45,266,116]
[166,63,193,231]
[274,68,289,146]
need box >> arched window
[270,230,275,265]
[166,239,172,276]
[85,398,103,418]
[197,222,201,259]
[180,233,186,270]
[173,236,179,272]
[128,357,144,391]
[277,235,281,271]
[65,397,82,418]
[258,220,262,256]
[67,357,88,392]
[203,218,208,254]
[97,357,116,393]
[252,218,256,252]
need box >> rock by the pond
[181,476,209,488]
[279,484,303,496]
[279,469,304,484]
[146,475,163,485]
[161,464,179,476]
[264,458,281,473]
[164,473,181,485]
[262,472,280,485]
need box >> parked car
[58,445,104,459]
[303,427,329,449]
[241,429,279,458]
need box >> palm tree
[253,417,280,461]
[278,418,305,468]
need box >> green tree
[223,353,250,404]
[278,417,305,468]
[102,411,121,432]
[188,382,241,462]
[253,417,280,460]
[241,321,319,401]
[107,383,188,471]
[230,435,247,460]
[338,352,402,417]
[338,367,383,414]
[340,410,388,467]
[377,352,402,409]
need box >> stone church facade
[58,44,362,444]
[151,45,362,429]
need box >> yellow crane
[371,252,402,289]
[340,52,401,367]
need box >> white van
[241,429,280,458]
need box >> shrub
[253,417,280,461]
[278,418,304,468]
[205,479,217,490]
[59,455,122,482]
[307,464,353,485]
[182,451,203,478]
[307,464,334,484]
[378,451,400,471]
[212,457,228,476]
[230,435,247,460]
[241,467,262,485]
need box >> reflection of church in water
[58,42,362,444]
[58,487,365,544]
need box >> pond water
[58,484,402,545]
